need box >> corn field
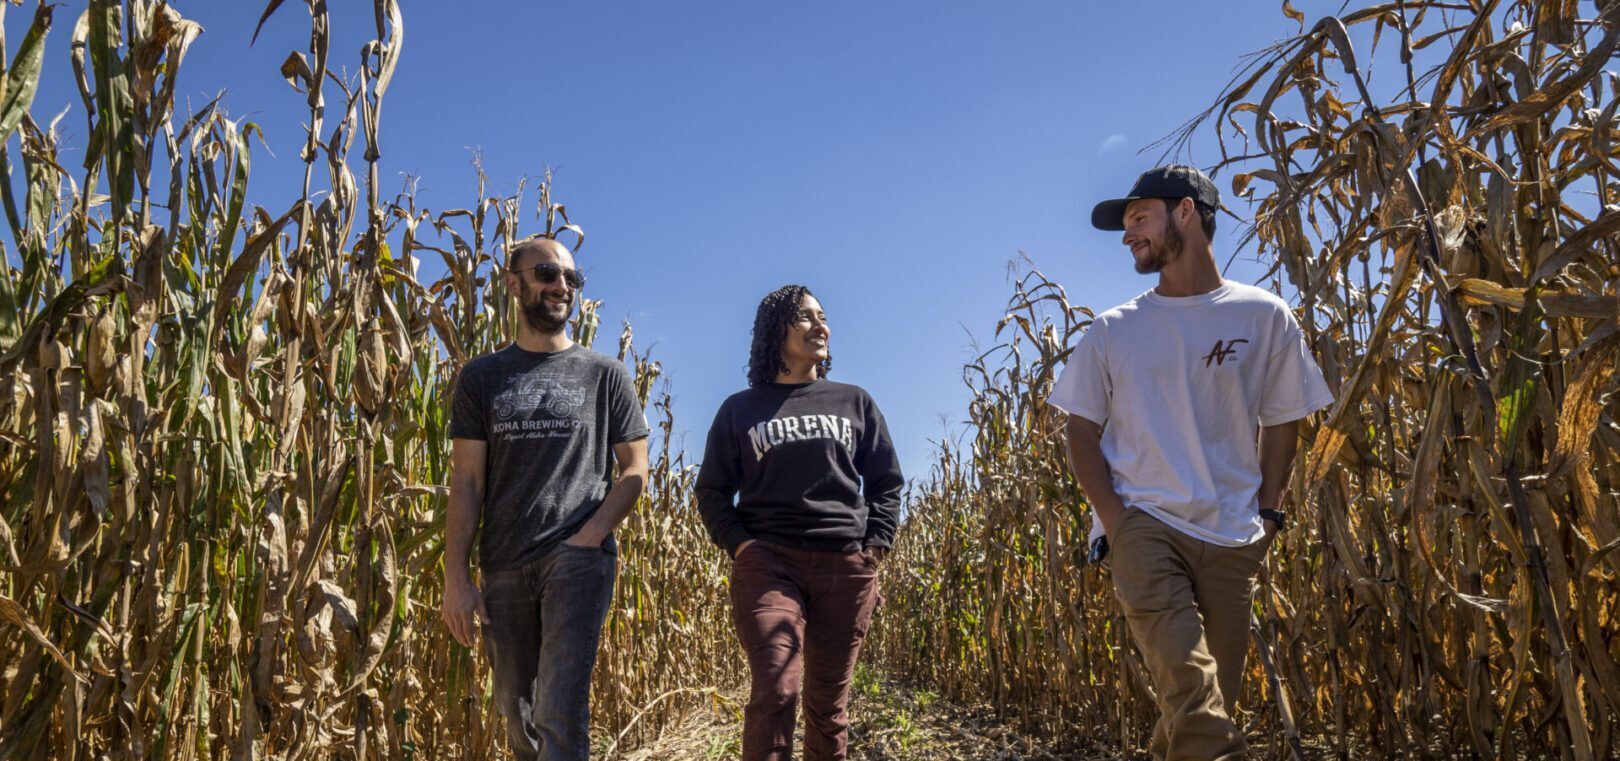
[871,1,1620,759]
[3,1,1618,760]
[0,1,736,758]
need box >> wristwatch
[1087,535,1109,565]
[1259,508,1286,531]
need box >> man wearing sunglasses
[442,236,650,760]
[1049,166,1332,760]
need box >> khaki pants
[1109,508,1268,761]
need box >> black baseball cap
[1091,164,1220,231]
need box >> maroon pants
[730,541,880,761]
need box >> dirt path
[615,667,1096,760]
[610,668,1347,760]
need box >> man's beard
[521,287,572,335]
[1135,220,1184,274]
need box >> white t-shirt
[1047,281,1334,548]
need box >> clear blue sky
[12,1,1372,481]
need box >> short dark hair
[747,284,830,387]
[1163,198,1216,239]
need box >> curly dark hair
[747,284,831,387]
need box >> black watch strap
[1259,508,1286,531]
[1088,535,1110,565]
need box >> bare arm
[565,437,650,547]
[442,438,490,647]
[1064,414,1128,537]
[1257,419,1301,535]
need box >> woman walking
[696,284,904,761]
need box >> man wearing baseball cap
[1048,165,1333,759]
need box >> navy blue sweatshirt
[695,379,904,556]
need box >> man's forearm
[1064,416,1127,534]
[1071,442,1127,530]
[444,485,481,582]
[1257,420,1301,512]
[575,469,647,540]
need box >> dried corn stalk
[874,2,1620,758]
[0,2,737,759]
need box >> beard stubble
[1135,217,1186,274]
[520,281,572,335]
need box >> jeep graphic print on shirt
[490,371,589,441]
[450,344,649,571]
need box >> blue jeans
[481,537,617,761]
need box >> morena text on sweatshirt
[747,414,855,460]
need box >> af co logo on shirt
[1201,338,1249,367]
[490,372,586,439]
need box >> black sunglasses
[517,262,585,290]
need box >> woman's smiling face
[781,294,830,370]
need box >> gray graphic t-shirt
[449,344,650,571]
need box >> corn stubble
[2,1,1617,760]
[870,2,1620,759]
